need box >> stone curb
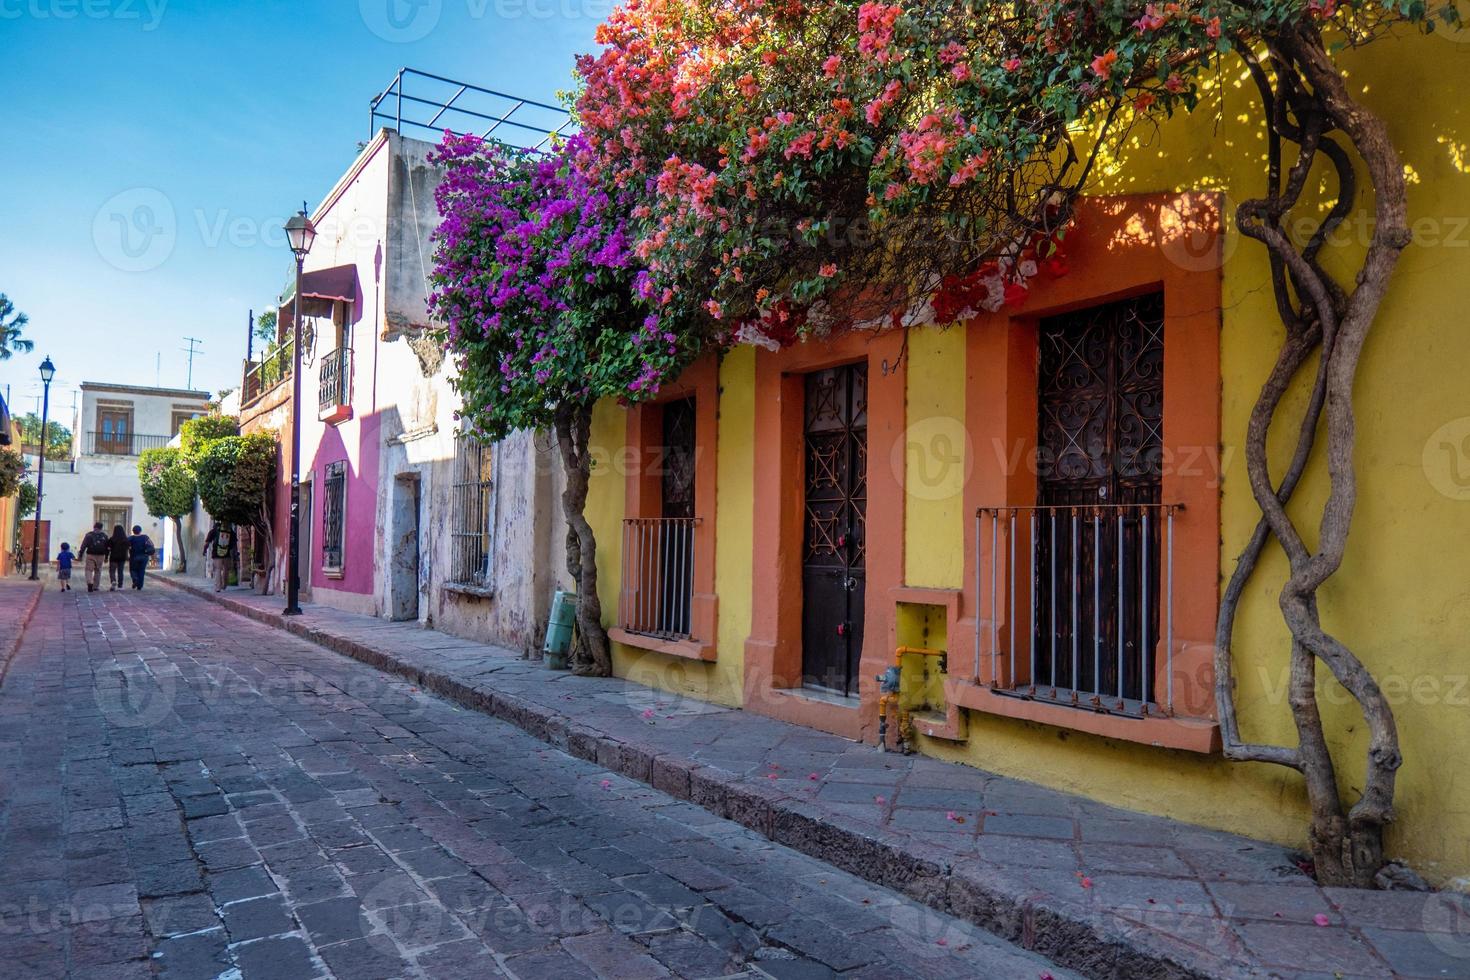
[157,575,1255,980]
[0,581,45,688]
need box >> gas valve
[877,664,902,694]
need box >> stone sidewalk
[0,576,44,685]
[157,574,1470,979]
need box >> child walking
[55,543,74,591]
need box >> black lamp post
[283,209,316,616]
[28,356,55,581]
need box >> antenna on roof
[182,337,204,390]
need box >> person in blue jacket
[127,525,155,590]
[55,542,74,591]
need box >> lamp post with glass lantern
[28,356,55,581]
[283,209,316,615]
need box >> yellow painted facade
[587,31,1470,883]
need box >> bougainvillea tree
[578,0,1453,885]
[429,135,710,676]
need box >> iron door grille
[322,461,347,572]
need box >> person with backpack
[127,524,155,590]
[79,522,110,592]
[107,524,129,591]
[203,523,237,593]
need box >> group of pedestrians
[53,522,155,592]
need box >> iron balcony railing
[242,340,293,407]
[976,503,1181,718]
[620,517,700,641]
[83,432,171,456]
[369,68,575,150]
[319,348,352,413]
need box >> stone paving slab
[0,580,1084,978]
[157,574,1470,979]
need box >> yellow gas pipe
[876,645,945,754]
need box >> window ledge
[609,627,716,662]
[319,404,352,425]
[443,583,495,600]
[945,679,1220,753]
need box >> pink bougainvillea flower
[1313,913,1331,927]
[600,779,612,789]
[819,263,838,277]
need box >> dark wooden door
[1034,293,1164,703]
[658,398,696,637]
[802,363,868,695]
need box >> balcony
[83,431,171,456]
[242,341,293,408]
[318,348,352,424]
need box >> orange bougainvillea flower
[1091,49,1118,80]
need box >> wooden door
[1033,293,1164,702]
[801,363,868,695]
[98,409,131,455]
[20,520,50,568]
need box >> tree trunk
[171,516,187,573]
[555,403,612,677]
[1214,24,1409,888]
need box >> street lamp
[28,356,55,581]
[283,208,316,616]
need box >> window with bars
[450,433,493,587]
[322,460,346,572]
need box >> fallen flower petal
[1313,913,1331,927]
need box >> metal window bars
[450,434,492,587]
[369,69,576,151]
[322,462,347,571]
[318,348,352,412]
[619,518,699,642]
[975,503,1180,718]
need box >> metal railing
[319,348,352,413]
[620,517,700,641]
[242,341,293,407]
[976,503,1180,717]
[83,432,171,456]
[369,68,575,150]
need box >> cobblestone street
[0,585,1074,979]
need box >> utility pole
[247,309,255,363]
[182,336,204,390]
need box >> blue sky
[0,0,602,424]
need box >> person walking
[107,524,129,591]
[55,543,74,591]
[203,523,237,593]
[127,524,155,590]
[79,522,110,592]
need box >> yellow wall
[591,31,1470,882]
